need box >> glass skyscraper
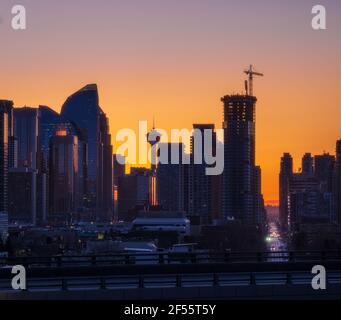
[61,84,113,221]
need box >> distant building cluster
[1,82,267,249]
[0,84,113,243]
[114,94,266,232]
[279,148,341,234]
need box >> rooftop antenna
[244,65,264,96]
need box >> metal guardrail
[1,250,341,268]
[1,271,341,292]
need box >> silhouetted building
[189,124,216,224]
[117,168,150,218]
[49,128,79,223]
[157,143,184,211]
[254,166,266,226]
[13,107,40,170]
[8,136,17,168]
[61,84,113,221]
[0,100,13,242]
[314,153,335,193]
[302,153,313,175]
[8,168,37,225]
[12,107,49,225]
[288,173,331,231]
[39,105,87,223]
[221,95,259,224]
[113,154,125,186]
[333,140,341,224]
[97,112,113,221]
[279,153,293,229]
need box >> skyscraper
[333,140,341,224]
[11,107,44,225]
[221,95,257,224]
[157,143,184,212]
[13,107,40,170]
[117,168,150,217]
[254,165,266,226]
[302,153,313,175]
[61,84,113,221]
[8,167,37,225]
[314,153,335,193]
[288,173,330,229]
[49,127,79,223]
[39,105,87,222]
[189,124,216,224]
[279,153,293,229]
[0,100,13,242]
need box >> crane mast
[244,65,263,96]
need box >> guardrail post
[213,273,219,286]
[158,254,164,264]
[57,256,62,267]
[125,255,130,265]
[100,278,106,290]
[289,252,294,262]
[138,276,144,288]
[250,273,256,285]
[62,278,68,291]
[224,251,230,263]
[286,273,292,285]
[176,275,182,288]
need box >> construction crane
[244,65,263,96]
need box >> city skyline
[1,0,341,204]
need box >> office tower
[288,173,330,230]
[188,124,217,224]
[279,153,293,229]
[254,166,266,226]
[8,168,37,225]
[221,95,257,224]
[302,153,313,175]
[97,112,113,221]
[157,143,184,211]
[314,153,335,193]
[13,107,40,170]
[0,100,13,242]
[8,136,18,168]
[12,107,48,225]
[49,127,79,223]
[117,168,150,216]
[113,154,126,185]
[113,154,125,219]
[39,105,87,222]
[61,84,113,221]
[333,140,341,224]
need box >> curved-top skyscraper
[61,84,113,221]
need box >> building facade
[279,153,293,229]
[49,128,79,223]
[61,84,113,221]
[0,100,13,242]
[221,95,259,224]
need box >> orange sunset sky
[1,0,341,205]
